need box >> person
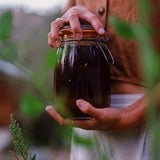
[46,0,160,160]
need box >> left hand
[46,99,126,131]
[48,5,105,49]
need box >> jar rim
[62,24,94,30]
[59,24,107,39]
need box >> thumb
[76,99,100,118]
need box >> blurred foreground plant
[0,10,70,149]
[0,10,56,117]
[111,0,160,159]
[9,114,36,160]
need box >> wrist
[117,96,147,130]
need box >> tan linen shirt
[62,0,160,87]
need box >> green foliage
[139,0,152,24]
[110,16,136,39]
[0,11,13,40]
[110,10,160,88]
[54,94,72,118]
[0,40,17,61]
[19,50,57,117]
[21,94,44,117]
[99,153,115,160]
[9,114,36,160]
[45,49,58,69]
[111,0,160,159]
[0,11,18,62]
[0,11,56,118]
[73,133,94,148]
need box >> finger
[48,31,61,49]
[49,18,65,48]
[80,11,105,34]
[68,12,83,40]
[76,99,101,118]
[45,106,72,126]
[48,32,56,48]
[73,118,97,130]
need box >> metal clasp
[95,32,114,65]
[96,42,114,65]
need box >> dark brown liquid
[54,45,110,119]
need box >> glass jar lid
[59,24,108,46]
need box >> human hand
[48,5,105,49]
[45,99,126,131]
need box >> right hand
[48,5,105,49]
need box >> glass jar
[53,24,114,119]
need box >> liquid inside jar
[54,40,111,119]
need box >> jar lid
[59,24,107,40]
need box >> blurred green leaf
[139,0,152,23]
[54,94,72,118]
[31,154,36,160]
[99,153,114,160]
[45,49,58,69]
[30,66,53,104]
[132,25,160,86]
[21,94,44,117]
[0,41,17,61]
[140,46,160,86]
[0,11,13,40]
[73,133,94,148]
[111,15,160,87]
[110,16,136,39]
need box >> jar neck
[61,37,108,47]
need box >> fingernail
[98,28,105,34]
[76,99,85,108]
[45,106,52,111]
[75,33,82,40]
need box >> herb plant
[9,114,36,160]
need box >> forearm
[117,95,148,130]
[117,83,160,131]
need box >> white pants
[70,94,154,160]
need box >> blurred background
[0,0,72,159]
[0,0,159,160]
